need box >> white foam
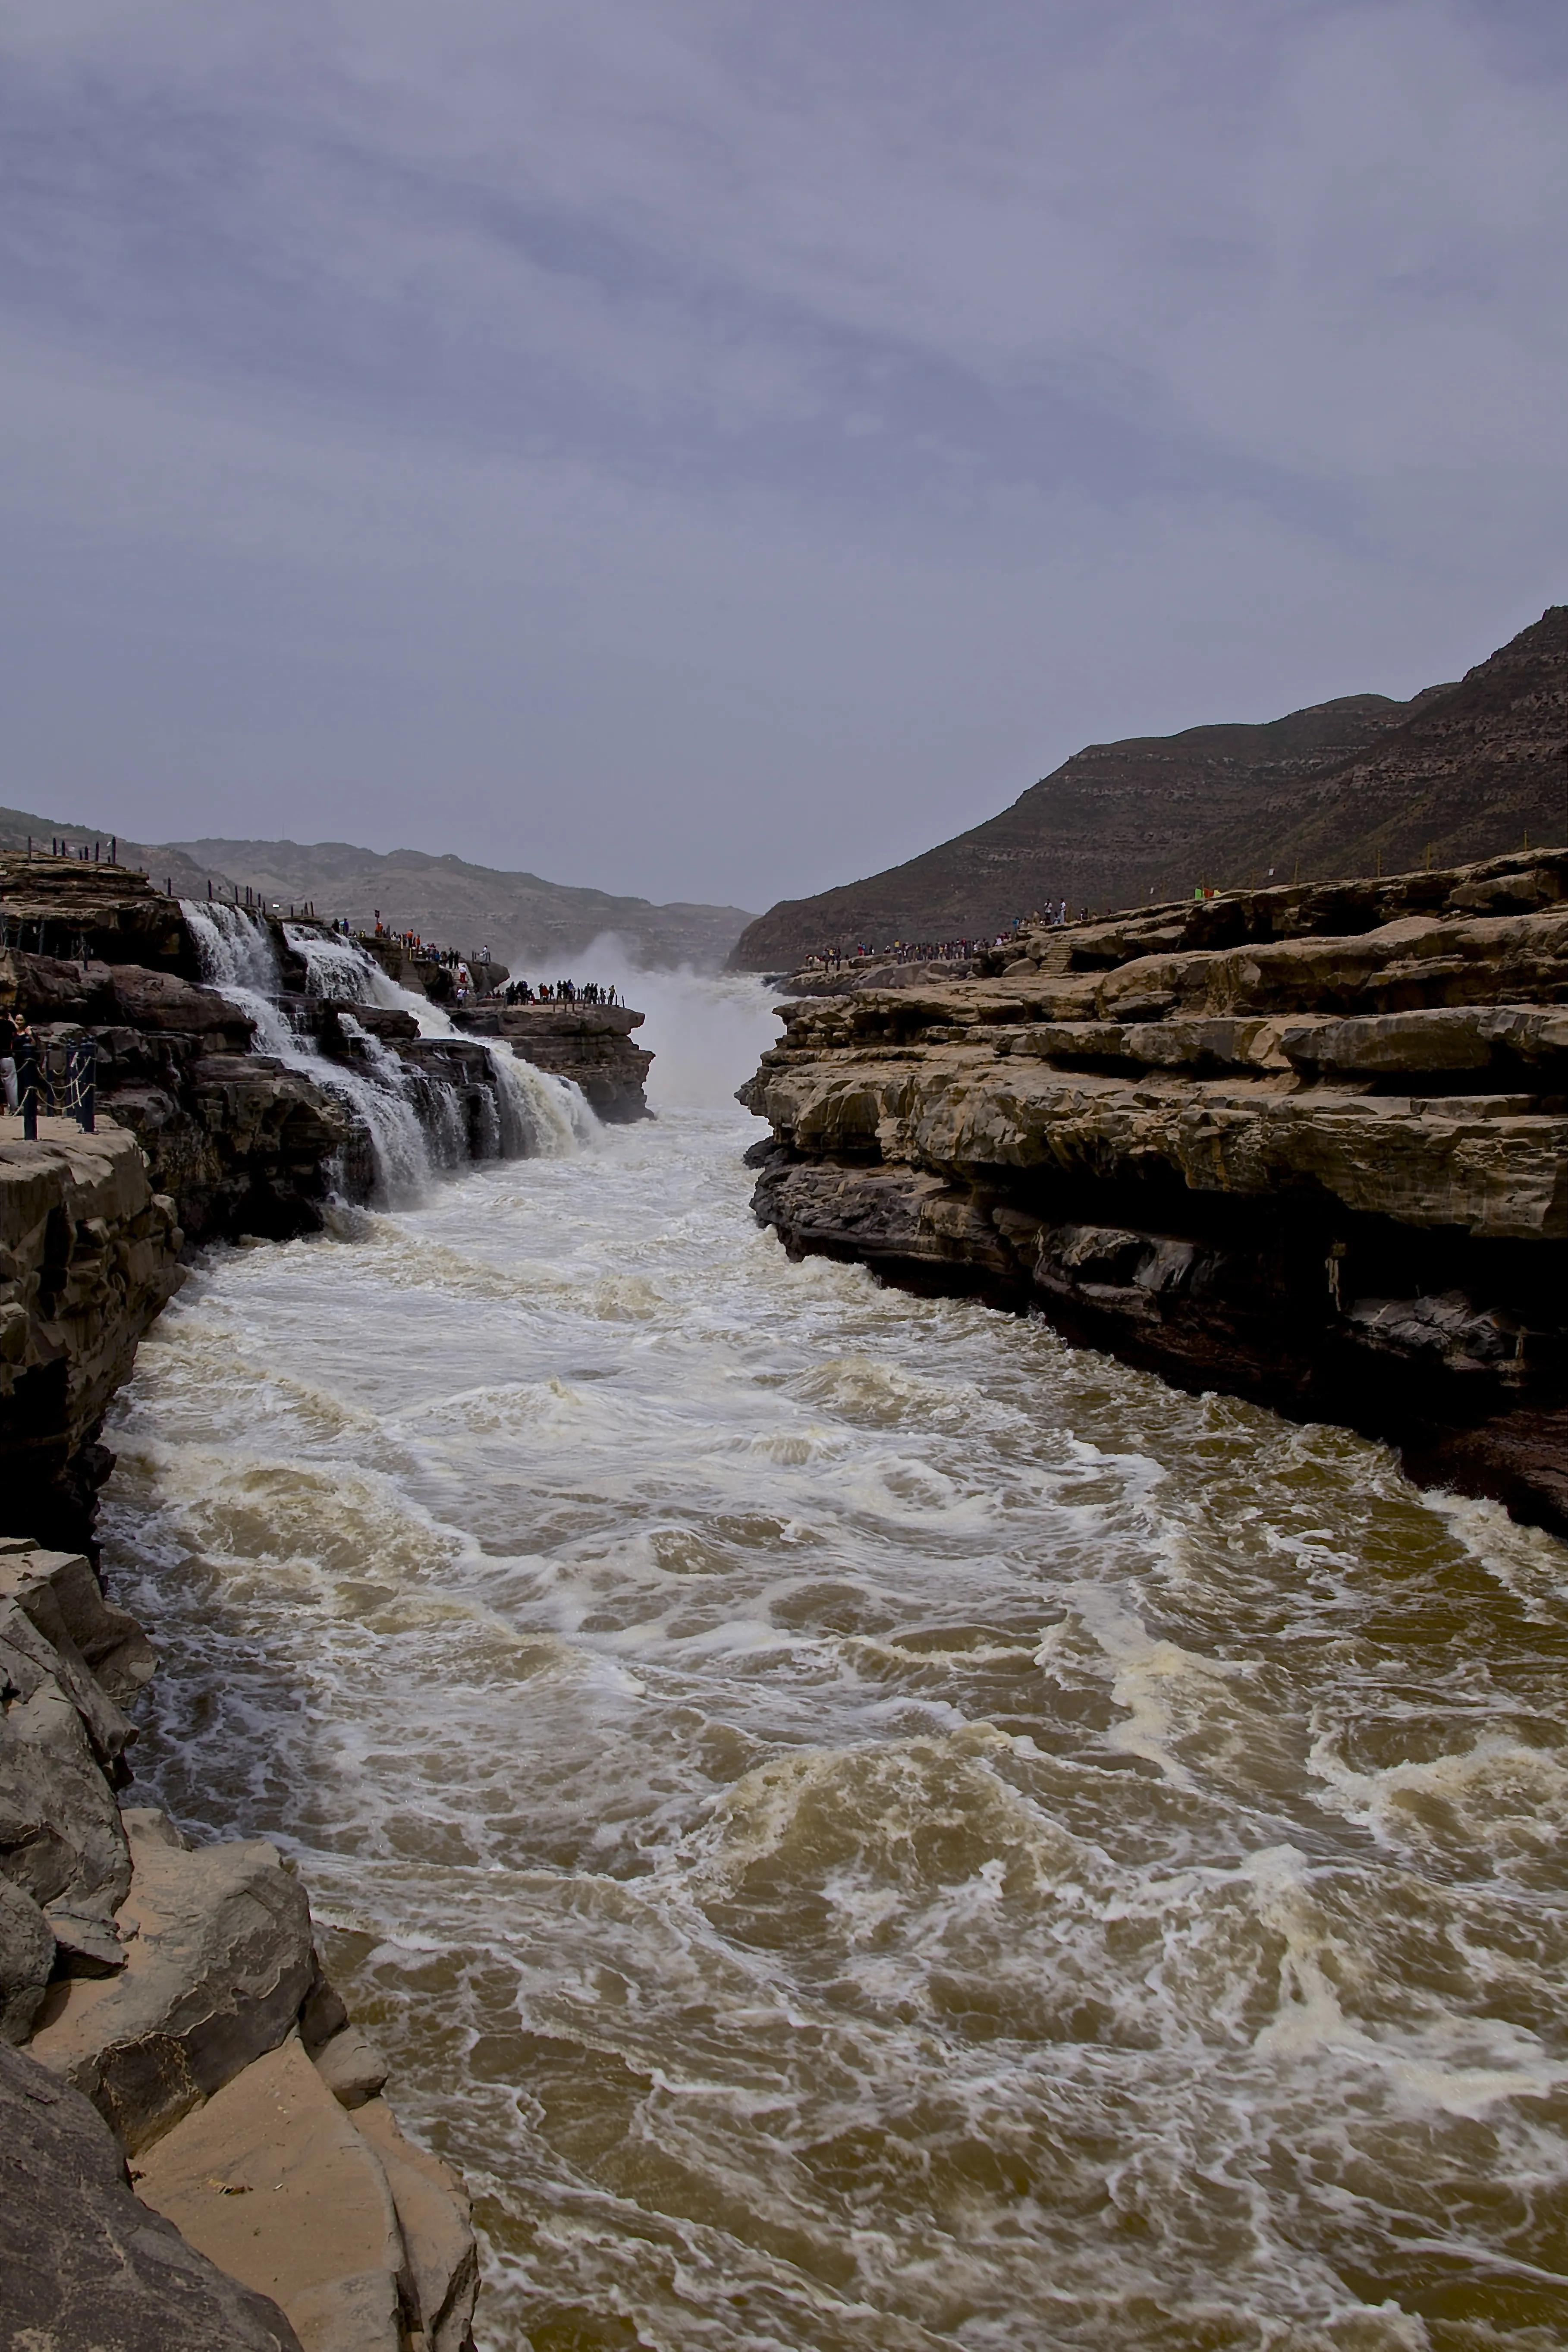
[101,1085,1568,2348]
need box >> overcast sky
[1,1,1564,909]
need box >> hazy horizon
[2,2,1564,911]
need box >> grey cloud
[0,1,1562,905]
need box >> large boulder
[0,2035,302,2351]
[0,1539,157,1703]
[353,2095,479,2352]
[0,1594,133,1923]
[109,962,256,1038]
[29,1809,315,2153]
[0,1872,54,2042]
[134,2033,408,2352]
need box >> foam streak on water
[103,1002,1568,2351]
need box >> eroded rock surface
[742,847,1568,1531]
[0,2036,304,2352]
[0,1534,480,2351]
[0,1122,185,1546]
[30,1811,316,2153]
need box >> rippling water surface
[103,979,1568,2352]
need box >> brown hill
[728,606,1565,969]
[0,808,754,970]
[167,838,754,970]
[1215,605,1567,884]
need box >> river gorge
[87,971,1568,2352]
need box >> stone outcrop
[6,950,347,1245]
[742,846,1568,1534]
[0,1533,479,2352]
[457,1000,654,1120]
[0,1122,185,1548]
[0,2035,303,2352]
[30,1808,317,2154]
[0,850,197,976]
[780,956,979,997]
[348,935,509,1004]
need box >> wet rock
[110,962,257,1034]
[0,2034,303,2351]
[457,1001,654,1121]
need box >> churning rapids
[101,975,1568,2352]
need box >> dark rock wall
[0,1129,185,1551]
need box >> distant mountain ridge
[0,813,754,971]
[729,606,1566,969]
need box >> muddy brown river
[103,977,1568,2351]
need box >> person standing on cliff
[0,1007,23,1110]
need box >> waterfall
[181,904,586,1202]
[281,924,597,1159]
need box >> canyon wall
[0,1125,185,1552]
[0,860,527,2349]
[742,846,1568,1534]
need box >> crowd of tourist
[802,912,1072,971]
[368,918,488,971]
[499,978,620,1006]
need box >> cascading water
[180,902,591,1199]
[281,922,595,1159]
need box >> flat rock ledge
[1,1536,478,2352]
[741,847,1568,1534]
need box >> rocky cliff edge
[1,1528,479,2352]
[741,845,1568,1534]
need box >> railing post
[19,1041,38,1141]
[75,1039,96,1133]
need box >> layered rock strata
[0,851,196,975]
[8,949,346,1243]
[780,956,979,998]
[742,847,1568,1533]
[457,1000,654,1120]
[1,1536,478,2352]
[0,1122,185,1550]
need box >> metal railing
[16,1038,97,1138]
